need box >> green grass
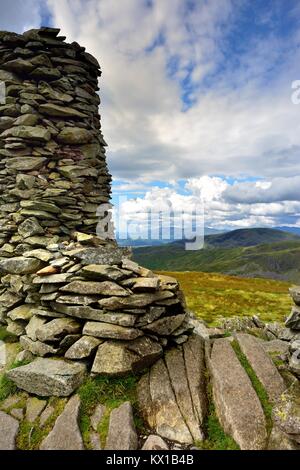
[16,398,67,450]
[231,340,273,435]
[198,380,239,450]
[78,375,143,449]
[0,326,17,343]
[0,358,32,402]
[157,271,292,326]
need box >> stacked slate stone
[0,27,193,380]
[285,287,300,378]
[0,27,111,255]
[2,234,192,378]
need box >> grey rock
[83,321,143,340]
[6,157,46,171]
[290,286,300,306]
[1,125,51,141]
[60,280,129,296]
[236,333,286,402]
[16,349,35,362]
[290,340,300,353]
[39,405,55,427]
[165,346,204,441]
[81,264,127,282]
[33,273,72,284]
[131,277,159,292]
[72,246,128,266]
[261,339,290,355]
[20,335,59,357]
[289,350,300,377]
[142,435,169,450]
[91,336,162,376]
[65,336,102,360]
[40,104,87,118]
[286,306,300,330]
[99,291,174,310]
[143,314,186,336]
[90,432,101,450]
[36,318,81,343]
[51,303,107,321]
[0,256,42,274]
[138,359,193,444]
[209,338,267,450]
[57,127,92,144]
[273,384,300,444]
[183,335,208,426]
[105,402,138,450]
[268,426,299,450]
[6,319,26,336]
[0,411,19,450]
[10,408,24,420]
[6,358,86,396]
[91,404,106,431]
[7,304,35,321]
[18,218,45,238]
[40,395,84,450]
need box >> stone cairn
[0,27,192,394]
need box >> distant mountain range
[133,227,300,282]
[117,227,224,247]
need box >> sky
[1,0,300,237]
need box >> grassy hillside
[158,271,292,326]
[134,239,300,282]
[205,227,300,248]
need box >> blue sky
[1,0,300,233]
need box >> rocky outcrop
[0,411,19,450]
[137,334,207,444]
[208,338,267,450]
[235,333,286,402]
[105,402,138,450]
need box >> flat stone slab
[60,280,128,296]
[6,358,86,397]
[83,321,143,340]
[0,411,19,450]
[105,402,138,450]
[91,337,162,376]
[137,335,207,445]
[209,338,267,450]
[65,335,102,360]
[236,333,286,402]
[138,358,193,444]
[40,395,84,450]
[260,339,289,355]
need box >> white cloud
[114,175,300,232]
[44,0,300,185]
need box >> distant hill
[205,227,300,248]
[133,228,300,282]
